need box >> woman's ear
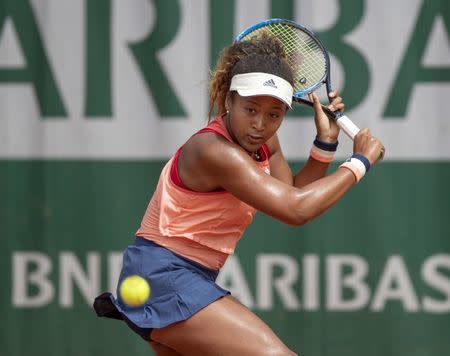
[225,93,232,112]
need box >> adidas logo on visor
[263,78,277,88]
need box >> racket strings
[268,24,326,91]
[240,23,327,94]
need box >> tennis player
[94,34,384,355]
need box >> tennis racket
[235,18,360,140]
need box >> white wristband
[340,158,367,183]
[310,145,335,163]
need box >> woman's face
[225,93,287,154]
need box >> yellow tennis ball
[119,275,150,307]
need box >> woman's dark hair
[209,34,294,120]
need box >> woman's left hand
[308,91,344,143]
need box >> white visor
[229,72,293,108]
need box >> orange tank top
[136,115,271,270]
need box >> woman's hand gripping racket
[235,19,361,141]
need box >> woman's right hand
[353,128,385,165]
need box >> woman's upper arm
[195,137,305,225]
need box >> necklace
[252,150,261,161]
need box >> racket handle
[336,115,360,140]
[294,98,360,140]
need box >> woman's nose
[252,115,264,131]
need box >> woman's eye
[246,108,256,114]
[270,113,280,119]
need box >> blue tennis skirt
[93,237,230,340]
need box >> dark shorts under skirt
[93,237,230,340]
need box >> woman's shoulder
[178,129,248,192]
[183,130,241,165]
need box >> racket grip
[336,115,360,140]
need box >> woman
[94,34,384,355]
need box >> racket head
[235,19,331,99]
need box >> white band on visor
[229,72,293,108]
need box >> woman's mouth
[247,134,264,144]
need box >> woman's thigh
[151,295,297,356]
[148,341,182,356]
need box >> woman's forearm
[294,157,331,188]
[291,167,355,225]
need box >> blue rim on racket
[235,18,361,140]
